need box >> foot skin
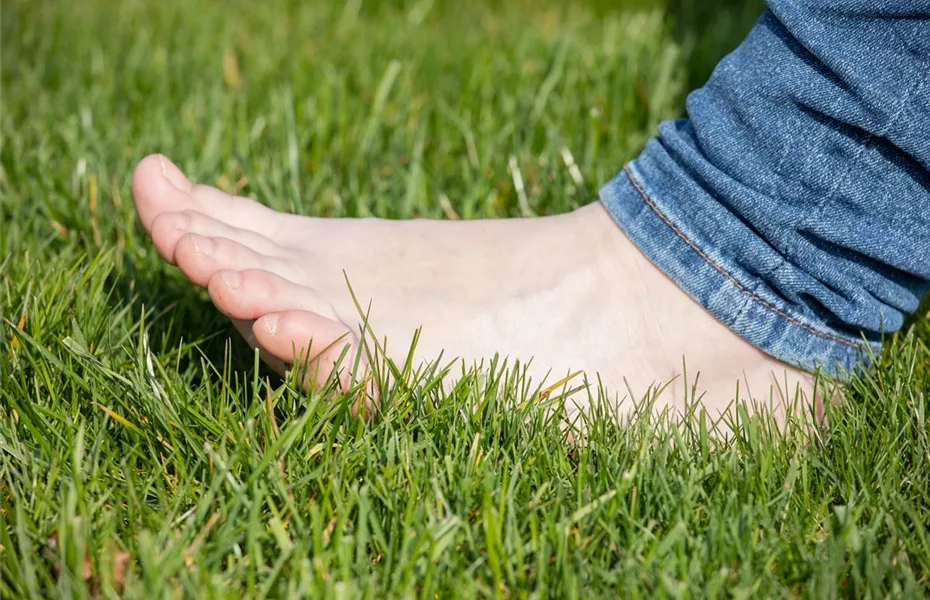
[132,154,818,424]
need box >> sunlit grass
[2,0,929,596]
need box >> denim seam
[622,164,865,350]
[728,289,755,329]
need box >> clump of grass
[2,0,929,597]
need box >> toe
[187,182,286,235]
[175,234,293,287]
[254,311,372,407]
[207,269,330,321]
[150,210,285,263]
[133,154,285,236]
[230,318,290,375]
[132,154,195,232]
[253,310,356,366]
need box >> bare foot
[132,154,818,424]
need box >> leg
[602,0,930,378]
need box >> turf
[2,0,929,597]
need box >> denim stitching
[623,165,864,350]
[728,284,756,328]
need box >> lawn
[2,0,930,597]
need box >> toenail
[220,271,240,289]
[191,235,214,256]
[159,154,191,192]
[263,314,279,335]
[173,212,191,231]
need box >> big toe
[133,153,285,238]
[132,154,195,232]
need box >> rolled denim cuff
[599,160,880,379]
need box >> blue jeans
[600,0,930,378]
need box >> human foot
[132,154,820,424]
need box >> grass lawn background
[2,0,929,596]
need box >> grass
[2,0,930,597]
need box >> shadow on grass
[573,0,764,90]
[901,294,930,343]
[660,0,764,90]
[107,256,281,397]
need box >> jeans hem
[599,162,880,379]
